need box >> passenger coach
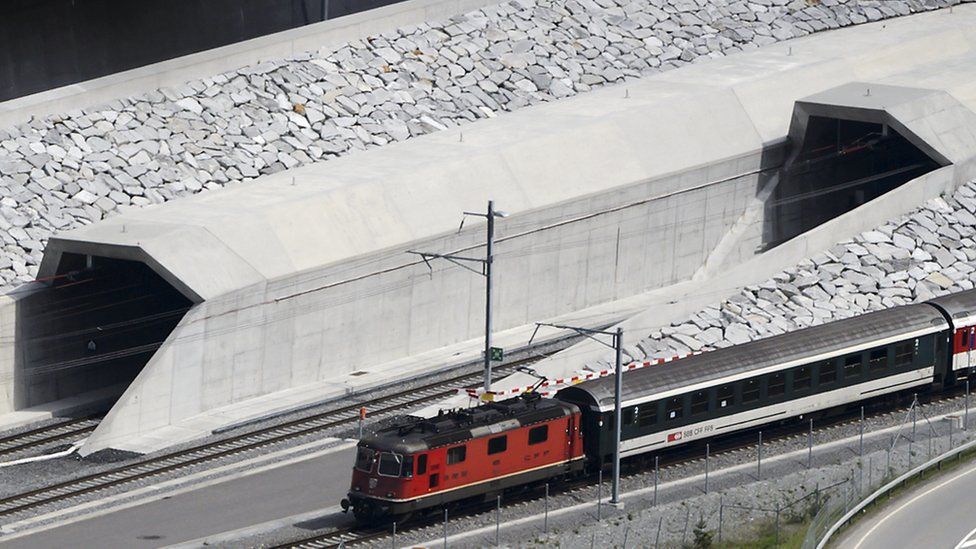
[557,303,951,464]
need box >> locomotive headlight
[387,492,395,498]
[353,486,361,491]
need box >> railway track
[270,388,968,548]
[0,417,100,460]
[0,363,523,520]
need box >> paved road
[0,445,357,549]
[839,456,976,549]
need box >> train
[340,288,976,522]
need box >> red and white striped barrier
[461,349,706,401]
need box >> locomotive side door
[566,414,576,461]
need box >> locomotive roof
[928,288,976,327]
[359,395,576,454]
[559,302,948,412]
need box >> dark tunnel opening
[767,116,941,246]
[15,256,191,413]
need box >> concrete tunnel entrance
[15,255,191,413]
[767,116,942,247]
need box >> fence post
[967,380,970,431]
[758,430,763,480]
[654,455,659,506]
[392,521,396,549]
[681,507,690,546]
[495,495,501,546]
[443,508,449,549]
[623,527,630,549]
[860,406,865,457]
[718,495,723,543]
[705,443,710,494]
[597,469,603,521]
[808,418,813,469]
[654,516,662,549]
[775,503,780,545]
[912,394,918,442]
[815,482,820,509]
[544,483,549,534]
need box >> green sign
[490,347,504,362]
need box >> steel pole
[484,200,494,393]
[611,328,623,504]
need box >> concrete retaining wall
[83,147,773,452]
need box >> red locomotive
[340,393,584,522]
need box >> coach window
[638,403,658,427]
[528,425,549,445]
[844,354,862,379]
[793,366,812,393]
[691,390,709,416]
[447,445,466,465]
[742,378,760,404]
[768,372,786,398]
[819,360,837,387]
[624,407,637,425]
[894,340,916,368]
[869,348,887,373]
[488,435,507,455]
[416,454,428,475]
[717,384,735,409]
[666,396,684,421]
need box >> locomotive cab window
[666,396,683,421]
[416,454,428,475]
[869,348,887,373]
[447,445,466,465]
[488,435,507,455]
[354,447,375,472]
[402,455,414,478]
[528,425,548,445]
[378,453,402,477]
[717,384,734,408]
[691,390,709,416]
[844,354,862,379]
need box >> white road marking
[851,459,976,549]
[954,525,976,549]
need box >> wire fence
[802,397,974,548]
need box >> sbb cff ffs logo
[667,424,714,443]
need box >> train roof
[558,302,948,412]
[928,288,976,327]
[360,394,577,454]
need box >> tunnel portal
[15,256,190,412]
